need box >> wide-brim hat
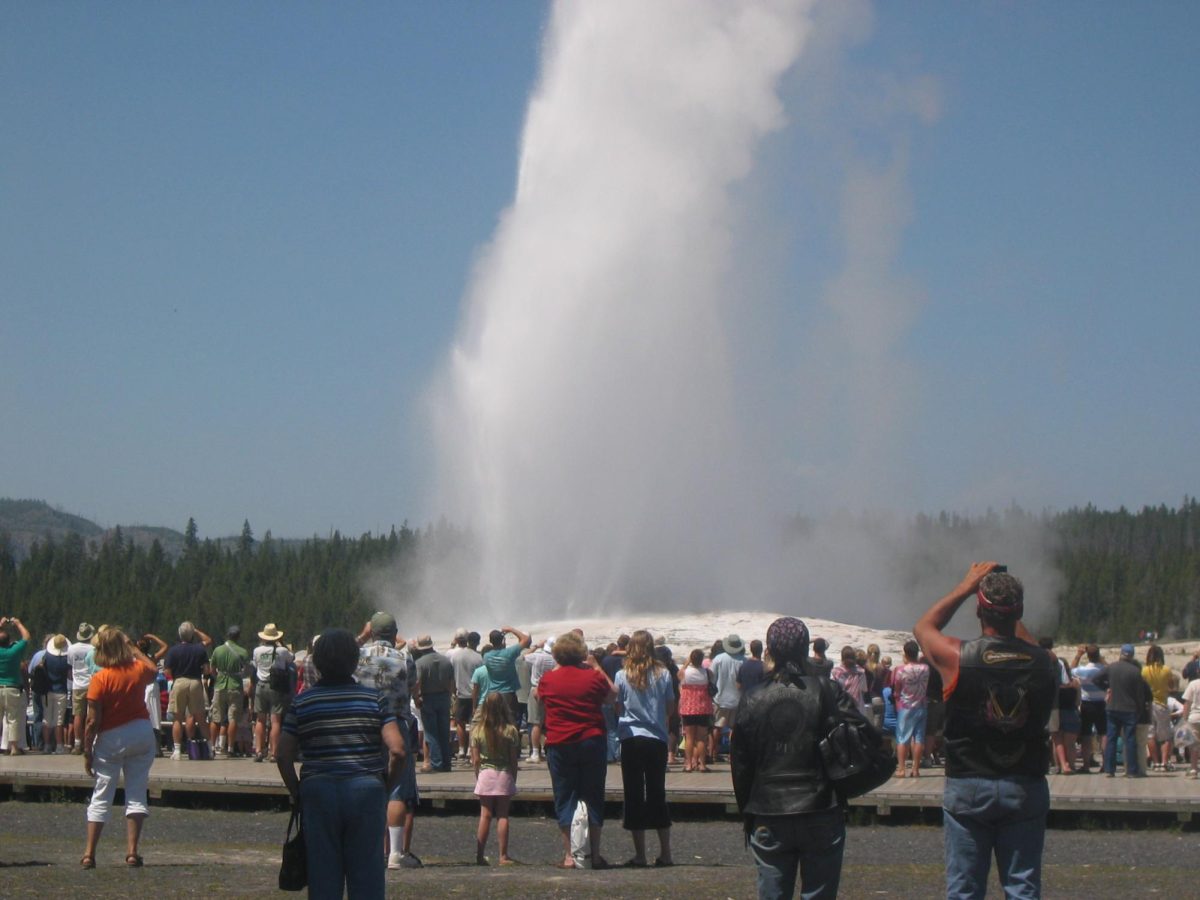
[77,622,95,642]
[723,633,746,655]
[414,634,434,651]
[47,634,69,656]
[258,623,284,642]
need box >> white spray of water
[429,0,816,620]
[410,0,1063,632]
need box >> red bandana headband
[977,587,1022,618]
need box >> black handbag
[279,807,307,891]
[815,679,895,800]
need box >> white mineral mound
[433,611,914,661]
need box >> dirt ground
[2,800,1198,898]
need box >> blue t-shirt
[615,667,674,743]
[282,682,395,778]
[45,653,72,693]
[484,643,524,695]
[164,641,208,680]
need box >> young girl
[471,693,520,865]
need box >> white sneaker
[170,749,183,761]
[387,850,404,870]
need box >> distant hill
[0,498,187,561]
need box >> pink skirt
[474,767,517,798]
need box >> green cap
[370,611,397,635]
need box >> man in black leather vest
[914,563,1056,900]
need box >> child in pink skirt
[471,693,520,865]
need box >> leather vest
[944,635,1055,779]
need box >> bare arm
[142,633,170,661]
[194,627,213,649]
[83,699,102,776]
[914,561,999,688]
[504,626,531,649]
[381,720,406,791]
[275,731,301,803]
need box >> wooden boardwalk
[3,753,1199,821]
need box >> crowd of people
[2,570,1199,897]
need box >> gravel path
[1,801,1197,897]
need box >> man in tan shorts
[164,621,213,760]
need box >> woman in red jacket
[536,630,616,869]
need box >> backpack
[30,658,51,696]
[269,650,296,694]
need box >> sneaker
[387,850,405,870]
[527,752,541,763]
[170,749,183,761]
[1164,762,1176,772]
[398,852,422,869]
[1186,769,1198,779]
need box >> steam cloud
[406,0,1063,633]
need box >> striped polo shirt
[282,681,395,777]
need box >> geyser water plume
[431,0,816,619]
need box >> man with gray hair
[164,621,213,761]
[915,563,1056,900]
[447,628,482,762]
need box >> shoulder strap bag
[814,676,895,801]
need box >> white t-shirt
[1182,679,1200,724]
[1180,681,1200,724]
[253,644,292,684]
[447,646,483,699]
[67,641,93,689]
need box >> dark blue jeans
[422,692,453,771]
[748,807,845,900]
[300,772,386,899]
[1103,709,1140,775]
[547,734,607,827]
[943,775,1049,900]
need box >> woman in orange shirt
[80,628,159,869]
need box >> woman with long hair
[1142,644,1174,770]
[678,649,714,773]
[471,692,521,865]
[615,630,675,867]
[80,628,161,869]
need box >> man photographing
[914,562,1056,900]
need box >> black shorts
[681,715,712,728]
[1080,700,1107,737]
[453,697,474,724]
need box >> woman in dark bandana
[731,617,873,900]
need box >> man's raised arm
[914,561,999,686]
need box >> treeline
[1,502,1199,645]
[1055,500,1200,642]
[0,517,468,646]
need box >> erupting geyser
[431,0,816,619]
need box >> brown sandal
[126,854,144,867]
[81,855,96,869]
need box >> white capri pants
[87,718,157,823]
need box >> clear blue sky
[3,2,1196,539]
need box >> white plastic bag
[1175,723,1196,749]
[569,800,590,868]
